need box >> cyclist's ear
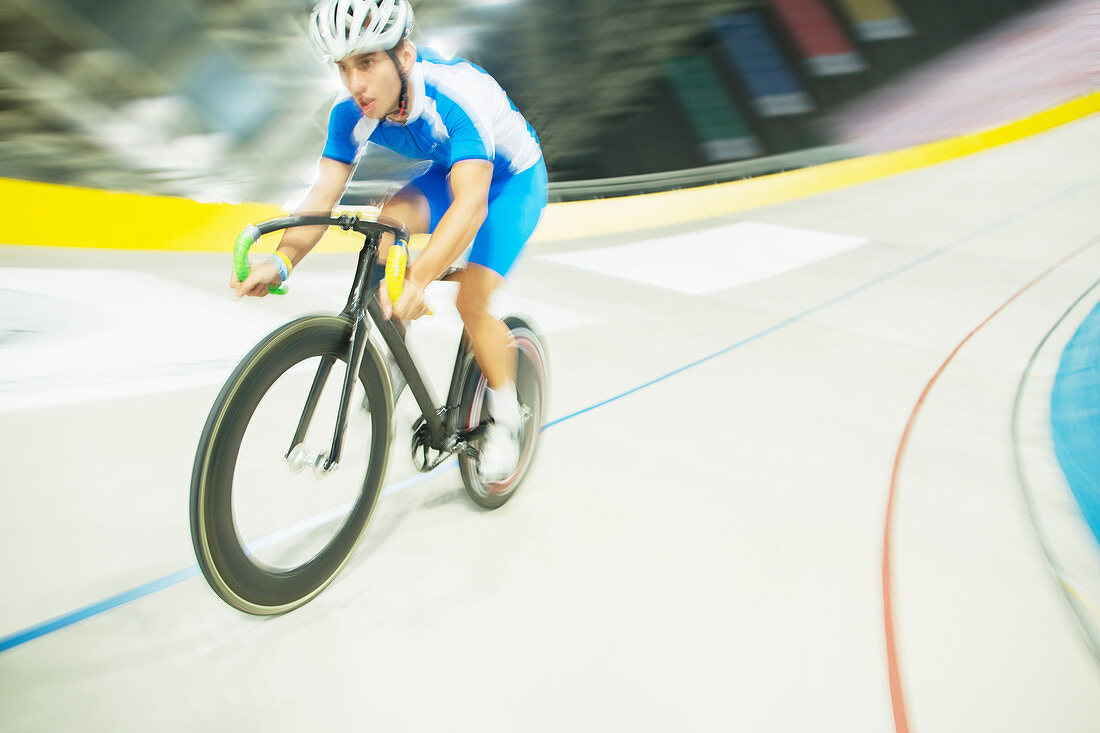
[397,40,415,74]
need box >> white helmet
[309,0,415,63]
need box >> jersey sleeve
[433,90,495,166]
[321,99,362,165]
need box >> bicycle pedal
[460,421,491,442]
[411,442,450,473]
[411,441,432,473]
[410,422,436,472]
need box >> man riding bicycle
[233,0,548,482]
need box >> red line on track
[882,237,1098,733]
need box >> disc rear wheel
[459,317,548,509]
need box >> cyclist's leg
[456,265,513,388]
[456,161,546,479]
[455,159,547,389]
[457,264,519,482]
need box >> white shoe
[478,420,520,483]
[478,381,522,482]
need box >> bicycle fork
[285,235,381,476]
[283,315,372,478]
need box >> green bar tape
[232,224,286,295]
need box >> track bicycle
[189,212,548,615]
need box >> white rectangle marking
[539,221,869,295]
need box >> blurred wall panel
[712,12,815,118]
[835,0,916,41]
[768,0,866,75]
[663,56,761,163]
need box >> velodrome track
[2,108,1100,731]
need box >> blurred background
[0,0,1095,206]
[2,2,1100,728]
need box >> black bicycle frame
[261,214,471,472]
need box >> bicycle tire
[190,314,393,614]
[458,316,548,509]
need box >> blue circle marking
[1050,300,1100,548]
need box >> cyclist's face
[335,46,409,119]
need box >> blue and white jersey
[321,47,542,182]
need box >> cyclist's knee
[456,284,492,326]
[457,264,505,323]
[378,186,430,261]
[456,292,485,324]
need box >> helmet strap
[385,46,409,120]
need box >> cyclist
[232,0,547,482]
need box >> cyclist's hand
[392,278,430,321]
[378,277,429,321]
[378,279,394,320]
[232,261,282,298]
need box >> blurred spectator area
[0,0,1086,204]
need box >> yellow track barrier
[1,90,1097,251]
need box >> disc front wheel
[190,315,393,614]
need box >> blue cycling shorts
[408,158,548,278]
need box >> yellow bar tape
[385,243,407,305]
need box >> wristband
[273,250,294,275]
[266,252,291,283]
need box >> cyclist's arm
[233,157,352,297]
[406,159,492,286]
[276,156,355,266]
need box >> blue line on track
[0,567,200,653]
[3,173,1098,656]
